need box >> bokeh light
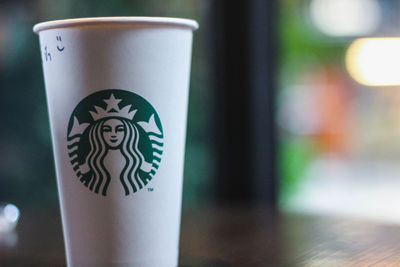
[310,0,381,37]
[346,38,400,86]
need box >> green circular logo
[67,89,163,196]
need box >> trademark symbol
[147,188,154,192]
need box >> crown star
[104,94,121,112]
[89,93,137,121]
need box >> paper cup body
[34,18,197,267]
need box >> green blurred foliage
[278,137,315,206]
[280,0,345,70]
[0,0,212,208]
[278,0,346,204]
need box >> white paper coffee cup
[33,17,198,267]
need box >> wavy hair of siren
[84,118,145,196]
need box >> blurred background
[278,0,400,223]
[2,0,400,224]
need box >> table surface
[1,206,400,266]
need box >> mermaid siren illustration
[66,91,164,196]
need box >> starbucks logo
[66,89,163,196]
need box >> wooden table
[1,206,400,266]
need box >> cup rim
[33,16,199,33]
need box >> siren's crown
[90,94,136,121]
